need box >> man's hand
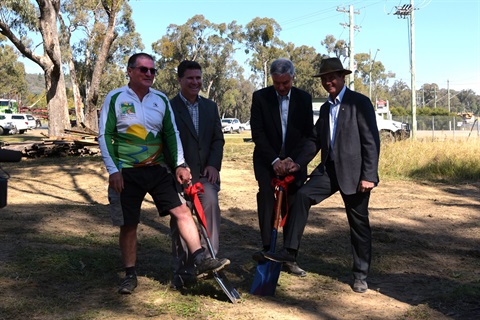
[202,166,219,184]
[358,180,375,193]
[285,158,300,173]
[109,172,124,193]
[273,158,299,176]
[176,167,192,185]
[273,159,288,176]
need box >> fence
[392,115,479,140]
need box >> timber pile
[1,128,100,158]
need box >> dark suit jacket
[167,94,224,184]
[251,86,313,187]
[296,88,380,195]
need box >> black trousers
[284,162,372,280]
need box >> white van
[0,113,36,134]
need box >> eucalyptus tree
[321,35,347,60]
[244,17,285,88]
[457,89,479,114]
[283,43,325,97]
[0,0,138,135]
[0,40,28,101]
[0,0,70,136]
[420,83,440,108]
[61,0,140,131]
[389,79,411,110]
[152,14,244,117]
[354,52,390,100]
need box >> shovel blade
[249,260,282,296]
[213,270,241,303]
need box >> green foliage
[390,106,409,116]
[152,15,248,119]
[0,43,28,97]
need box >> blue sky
[23,0,480,94]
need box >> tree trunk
[38,0,70,137]
[68,59,85,126]
[84,0,120,133]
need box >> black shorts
[119,166,184,226]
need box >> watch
[175,163,189,169]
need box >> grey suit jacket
[167,94,224,184]
[297,88,380,195]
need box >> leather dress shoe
[263,248,296,263]
[252,250,267,262]
[352,279,368,293]
[282,261,307,277]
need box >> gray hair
[270,58,295,77]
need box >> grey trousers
[170,178,221,275]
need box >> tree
[456,89,478,114]
[1,0,138,135]
[80,0,138,132]
[152,15,244,118]
[285,44,324,97]
[244,17,284,88]
[321,35,347,61]
[389,80,411,110]
[0,39,28,101]
[0,0,70,137]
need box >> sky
[21,0,480,94]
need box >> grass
[226,131,480,184]
[379,139,480,182]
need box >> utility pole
[394,0,417,140]
[338,5,360,91]
[369,49,380,101]
[447,80,451,113]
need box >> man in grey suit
[250,58,313,277]
[263,57,380,293]
[168,60,225,289]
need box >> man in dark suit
[250,58,313,277]
[168,60,225,289]
[263,57,380,293]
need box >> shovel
[250,176,292,296]
[184,182,241,303]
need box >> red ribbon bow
[184,182,210,238]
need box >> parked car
[0,114,17,135]
[241,120,250,130]
[221,118,243,134]
[0,113,36,134]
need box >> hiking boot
[170,273,197,290]
[118,274,137,294]
[194,257,230,279]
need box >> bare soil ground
[0,129,479,320]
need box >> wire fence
[393,115,479,140]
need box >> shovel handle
[272,187,283,231]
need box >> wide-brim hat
[313,57,352,77]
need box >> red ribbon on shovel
[271,175,295,227]
[184,182,210,238]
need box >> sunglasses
[131,66,157,75]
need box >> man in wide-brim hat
[313,57,352,77]
[263,56,381,294]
